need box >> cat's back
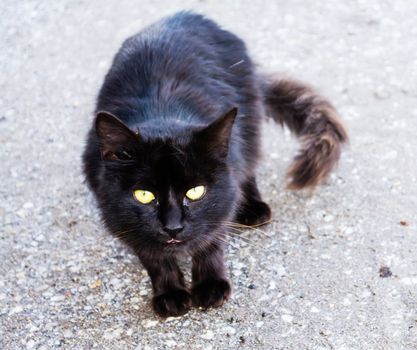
[96,11,254,126]
[117,11,241,69]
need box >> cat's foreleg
[191,241,231,308]
[140,255,191,317]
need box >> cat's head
[94,109,238,252]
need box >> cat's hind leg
[235,177,271,227]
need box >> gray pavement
[1,1,417,349]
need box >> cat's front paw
[192,279,231,309]
[152,288,192,317]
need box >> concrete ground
[1,0,417,349]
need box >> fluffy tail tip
[286,124,348,190]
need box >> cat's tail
[262,76,348,190]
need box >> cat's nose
[163,225,184,238]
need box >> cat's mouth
[166,238,183,245]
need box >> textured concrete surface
[1,1,417,349]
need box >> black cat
[83,11,348,317]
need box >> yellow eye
[185,185,206,201]
[133,189,155,204]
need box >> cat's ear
[195,108,237,158]
[95,111,142,161]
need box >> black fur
[82,11,347,317]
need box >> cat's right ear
[95,111,142,161]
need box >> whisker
[201,220,275,238]
[220,230,271,252]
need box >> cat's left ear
[194,108,237,158]
[95,111,142,161]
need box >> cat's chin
[160,236,206,253]
[166,238,183,245]
[160,238,189,251]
